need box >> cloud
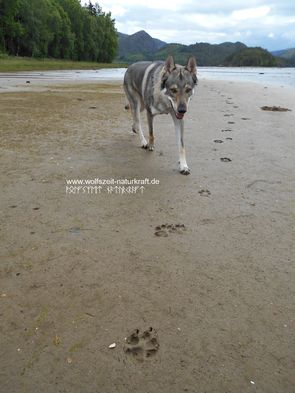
[100,0,185,11]
[98,0,295,50]
[231,6,270,21]
[108,5,127,17]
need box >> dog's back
[124,61,165,104]
[124,61,152,96]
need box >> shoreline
[1,66,295,93]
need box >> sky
[96,0,295,50]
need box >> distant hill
[116,30,288,67]
[224,47,281,67]
[117,30,166,62]
[152,41,247,66]
[271,48,295,66]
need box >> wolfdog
[123,55,197,175]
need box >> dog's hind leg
[146,110,155,151]
[172,116,190,175]
[124,85,148,148]
[123,84,137,133]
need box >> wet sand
[1,78,295,393]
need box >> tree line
[0,0,118,62]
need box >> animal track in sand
[124,328,159,361]
[154,223,186,237]
[221,128,232,132]
[198,189,211,197]
[220,157,232,162]
[214,139,223,143]
[228,121,235,124]
[261,106,291,112]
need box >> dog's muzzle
[169,100,186,120]
[175,104,187,119]
[175,111,185,119]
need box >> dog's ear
[185,56,197,84]
[164,55,176,73]
[161,56,175,89]
[185,56,197,74]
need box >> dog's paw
[141,138,149,149]
[180,166,190,175]
[148,144,154,151]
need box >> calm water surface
[1,67,295,88]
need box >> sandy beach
[1,76,295,393]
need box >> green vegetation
[272,48,295,66]
[0,54,125,72]
[281,48,295,61]
[116,31,248,65]
[117,30,166,62]
[0,0,118,63]
[153,42,247,66]
[223,47,281,67]
[116,30,288,67]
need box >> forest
[0,0,118,63]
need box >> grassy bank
[0,55,126,72]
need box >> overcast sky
[97,0,295,50]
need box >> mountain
[117,30,166,62]
[271,48,295,58]
[152,41,247,66]
[224,47,281,67]
[116,32,247,65]
[116,30,287,67]
[271,48,295,66]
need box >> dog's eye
[170,88,178,94]
[185,87,192,93]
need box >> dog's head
[161,55,197,119]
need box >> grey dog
[123,55,197,175]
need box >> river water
[1,66,295,89]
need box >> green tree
[0,0,118,61]
[84,1,101,17]
[0,0,23,54]
[57,0,86,60]
[98,12,117,62]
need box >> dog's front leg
[173,116,190,175]
[133,104,148,149]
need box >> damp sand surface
[1,79,295,393]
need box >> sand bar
[0,77,295,392]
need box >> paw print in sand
[124,327,159,361]
[154,223,186,237]
[198,189,211,197]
